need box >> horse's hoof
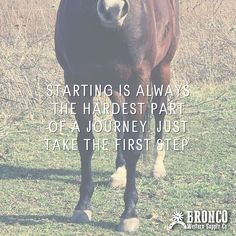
[153,164,166,179]
[117,218,140,232]
[71,210,92,223]
[110,166,126,188]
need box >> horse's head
[97,0,130,28]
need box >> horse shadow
[0,164,115,229]
[0,164,112,186]
[0,214,70,226]
[0,214,117,230]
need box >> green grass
[0,82,236,235]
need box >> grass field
[0,82,236,235]
[0,0,236,235]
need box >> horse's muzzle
[97,0,129,28]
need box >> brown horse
[55,0,180,232]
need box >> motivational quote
[44,84,190,152]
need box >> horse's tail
[141,92,152,160]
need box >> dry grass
[175,0,236,83]
[0,0,235,113]
[0,0,61,113]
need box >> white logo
[169,211,187,229]
[169,210,229,230]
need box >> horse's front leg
[118,79,149,232]
[71,94,94,223]
[64,73,95,223]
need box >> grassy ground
[0,82,236,235]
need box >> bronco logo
[169,210,229,231]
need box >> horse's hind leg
[109,92,127,188]
[151,62,171,178]
[64,72,95,223]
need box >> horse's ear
[169,0,174,10]
[169,0,177,10]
